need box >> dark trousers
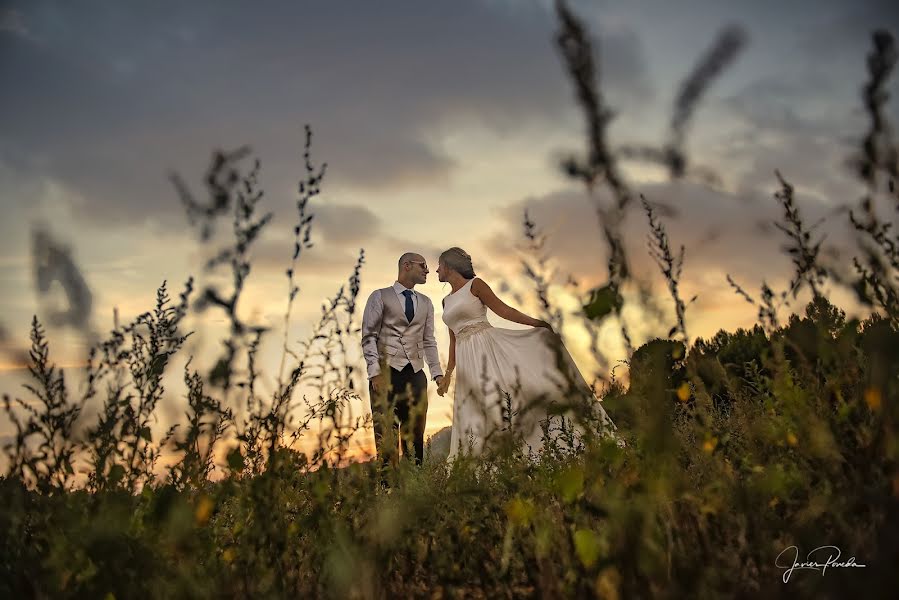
[370,363,428,466]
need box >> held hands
[436,371,452,396]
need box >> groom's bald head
[398,252,423,270]
[397,252,428,286]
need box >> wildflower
[505,498,535,526]
[595,566,621,600]
[702,436,718,453]
[676,382,691,402]
[864,387,882,411]
[574,529,603,568]
[195,495,214,525]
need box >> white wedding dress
[443,279,620,460]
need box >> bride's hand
[436,372,452,396]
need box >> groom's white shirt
[389,280,419,315]
[361,281,443,380]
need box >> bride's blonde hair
[440,247,475,279]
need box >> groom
[362,252,444,468]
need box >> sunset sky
[1,0,897,457]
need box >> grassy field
[2,297,897,597]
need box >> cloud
[0,0,652,230]
[321,131,456,190]
[3,0,890,357]
[484,173,860,308]
[310,203,381,246]
[478,177,876,347]
[379,236,446,266]
[251,240,363,280]
[0,8,34,41]
[725,77,833,136]
[720,72,874,208]
[797,0,899,66]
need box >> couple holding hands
[361,247,620,467]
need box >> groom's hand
[370,374,384,395]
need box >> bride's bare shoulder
[470,277,491,295]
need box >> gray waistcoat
[377,288,429,373]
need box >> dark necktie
[402,289,414,322]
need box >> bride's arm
[446,328,456,374]
[438,328,455,396]
[470,278,551,329]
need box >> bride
[435,247,621,460]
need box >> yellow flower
[222,548,235,563]
[574,529,603,568]
[786,431,798,446]
[702,436,718,453]
[195,495,214,525]
[676,382,691,402]
[864,387,882,411]
[595,566,621,600]
[505,498,535,526]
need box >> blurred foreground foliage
[2,295,897,598]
